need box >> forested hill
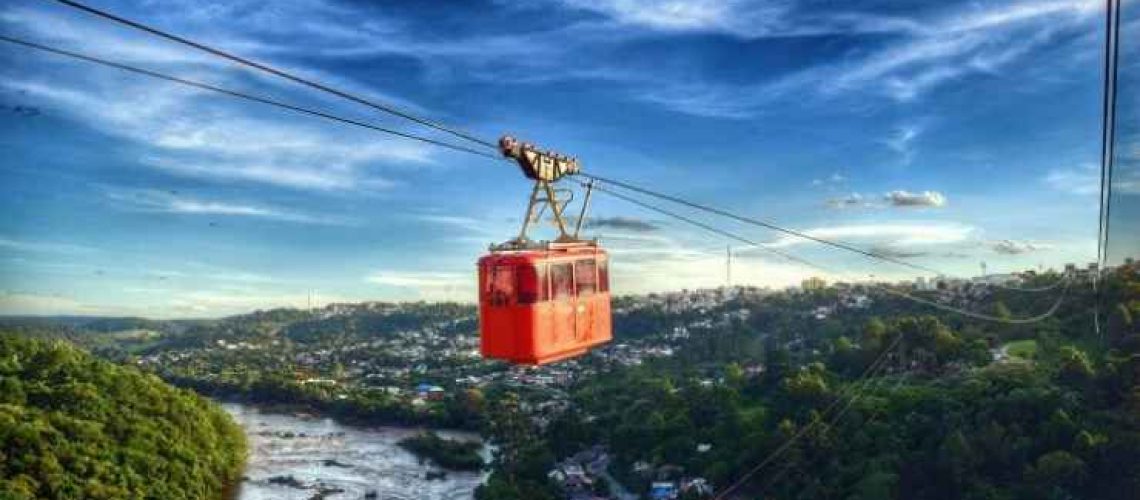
[0,335,246,499]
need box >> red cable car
[478,136,613,365]
[478,242,611,365]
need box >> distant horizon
[1,258,1102,321]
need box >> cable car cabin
[478,243,612,365]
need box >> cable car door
[549,261,577,353]
[574,259,597,344]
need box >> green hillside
[0,335,246,499]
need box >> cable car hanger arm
[496,136,594,249]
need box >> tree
[1026,450,1086,490]
[724,362,745,389]
[1058,346,1094,382]
[482,393,554,493]
[993,302,1012,322]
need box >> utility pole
[726,245,732,288]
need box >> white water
[224,403,488,500]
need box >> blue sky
[0,0,1132,317]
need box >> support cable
[759,362,900,496]
[586,181,1072,325]
[51,0,501,150]
[1095,0,1123,342]
[0,35,501,159]
[579,181,821,270]
[712,334,904,500]
[579,172,1067,293]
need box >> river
[223,403,489,500]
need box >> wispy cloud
[768,222,976,248]
[7,0,1095,125]
[0,237,95,255]
[884,124,923,164]
[827,189,946,209]
[827,193,874,209]
[366,270,473,301]
[811,172,846,187]
[165,289,351,317]
[624,0,1099,116]
[1045,163,1099,195]
[884,190,947,208]
[538,0,924,39]
[991,239,1051,255]
[867,245,929,259]
[2,77,424,192]
[587,216,659,232]
[0,291,94,316]
[415,214,488,232]
[367,271,469,288]
[104,187,355,225]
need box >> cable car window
[576,259,597,296]
[489,265,515,306]
[551,262,574,301]
[598,259,609,293]
[517,263,546,304]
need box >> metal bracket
[511,179,581,245]
[573,180,594,239]
[496,135,593,250]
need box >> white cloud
[614,250,812,293]
[415,214,490,233]
[0,287,338,318]
[768,222,976,248]
[104,187,355,225]
[812,172,847,187]
[1045,164,1100,195]
[9,0,1094,125]
[0,291,95,316]
[1,42,430,192]
[939,1,1100,33]
[366,270,474,301]
[825,1,1094,101]
[826,189,946,209]
[630,0,1099,116]
[553,0,745,33]
[1,6,238,66]
[3,77,424,191]
[991,239,1052,255]
[0,237,95,255]
[827,193,874,209]
[884,190,947,208]
[587,216,659,232]
[164,289,351,317]
[367,271,470,288]
[883,124,923,163]
[542,0,924,38]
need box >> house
[549,463,593,491]
[681,477,714,497]
[632,461,652,476]
[415,382,445,400]
[649,481,679,500]
[801,276,827,291]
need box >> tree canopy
[0,335,246,499]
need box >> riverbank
[164,376,484,432]
[224,402,490,500]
